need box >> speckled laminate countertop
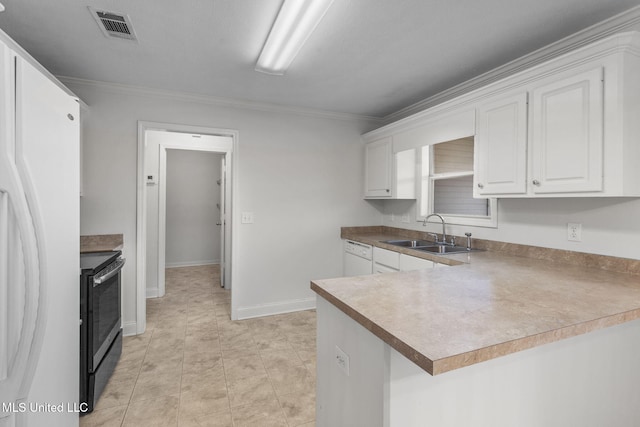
[310,227,640,376]
[80,234,124,253]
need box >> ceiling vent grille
[89,7,138,41]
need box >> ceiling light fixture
[255,0,335,75]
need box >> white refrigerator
[0,31,80,427]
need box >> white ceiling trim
[56,75,383,124]
[383,4,640,125]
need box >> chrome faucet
[423,213,447,244]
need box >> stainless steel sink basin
[382,239,481,255]
[382,239,434,248]
[415,245,471,254]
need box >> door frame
[136,121,239,335]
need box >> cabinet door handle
[477,183,484,189]
[532,179,541,186]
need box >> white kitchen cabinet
[399,254,434,271]
[433,262,451,268]
[373,247,399,272]
[475,66,607,197]
[365,137,392,197]
[364,137,416,199]
[368,32,640,200]
[529,67,604,194]
[475,91,528,196]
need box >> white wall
[72,79,382,330]
[165,149,222,267]
[382,197,640,260]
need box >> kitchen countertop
[311,228,640,375]
[80,234,124,253]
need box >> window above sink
[419,137,498,228]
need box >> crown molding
[57,76,382,124]
[382,5,640,125]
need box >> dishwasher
[343,240,373,277]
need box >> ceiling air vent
[89,7,138,41]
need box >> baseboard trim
[236,297,316,320]
[122,321,138,337]
[146,287,159,299]
[165,260,219,268]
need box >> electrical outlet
[402,214,410,223]
[335,345,350,376]
[390,213,395,222]
[567,223,582,242]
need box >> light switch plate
[241,212,254,224]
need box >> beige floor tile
[182,352,223,373]
[223,355,266,382]
[80,405,127,427]
[267,364,316,397]
[122,395,179,427]
[230,398,288,427]
[92,265,316,426]
[184,335,221,354]
[254,335,294,352]
[131,368,182,402]
[219,331,256,351]
[278,391,316,426]
[227,374,277,408]
[220,345,259,359]
[181,367,226,394]
[178,410,233,427]
[108,357,143,384]
[260,348,304,370]
[94,378,136,411]
[179,387,230,419]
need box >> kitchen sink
[382,239,481,255]
[415,245,471,254]
[382,239,434,248]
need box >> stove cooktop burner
[80,251,121,274]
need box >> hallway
[80,265,317,427]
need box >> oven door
[88,257,125,372]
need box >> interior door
[219,155,226,288]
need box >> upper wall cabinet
[475,91,528,195]
[364,137,416,199]
[364,137,392,197]
[474,33,640,198]
[364,31,640,200]
[529,67,604,194]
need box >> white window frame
[418,143,498,228]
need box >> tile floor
[80,264,317,427]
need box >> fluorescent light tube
[256,0,335,75]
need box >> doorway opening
[136,121,238,335]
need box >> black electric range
[79,250,124,414]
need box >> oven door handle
[93,257,126,286]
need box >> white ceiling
[0,0,639,118]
